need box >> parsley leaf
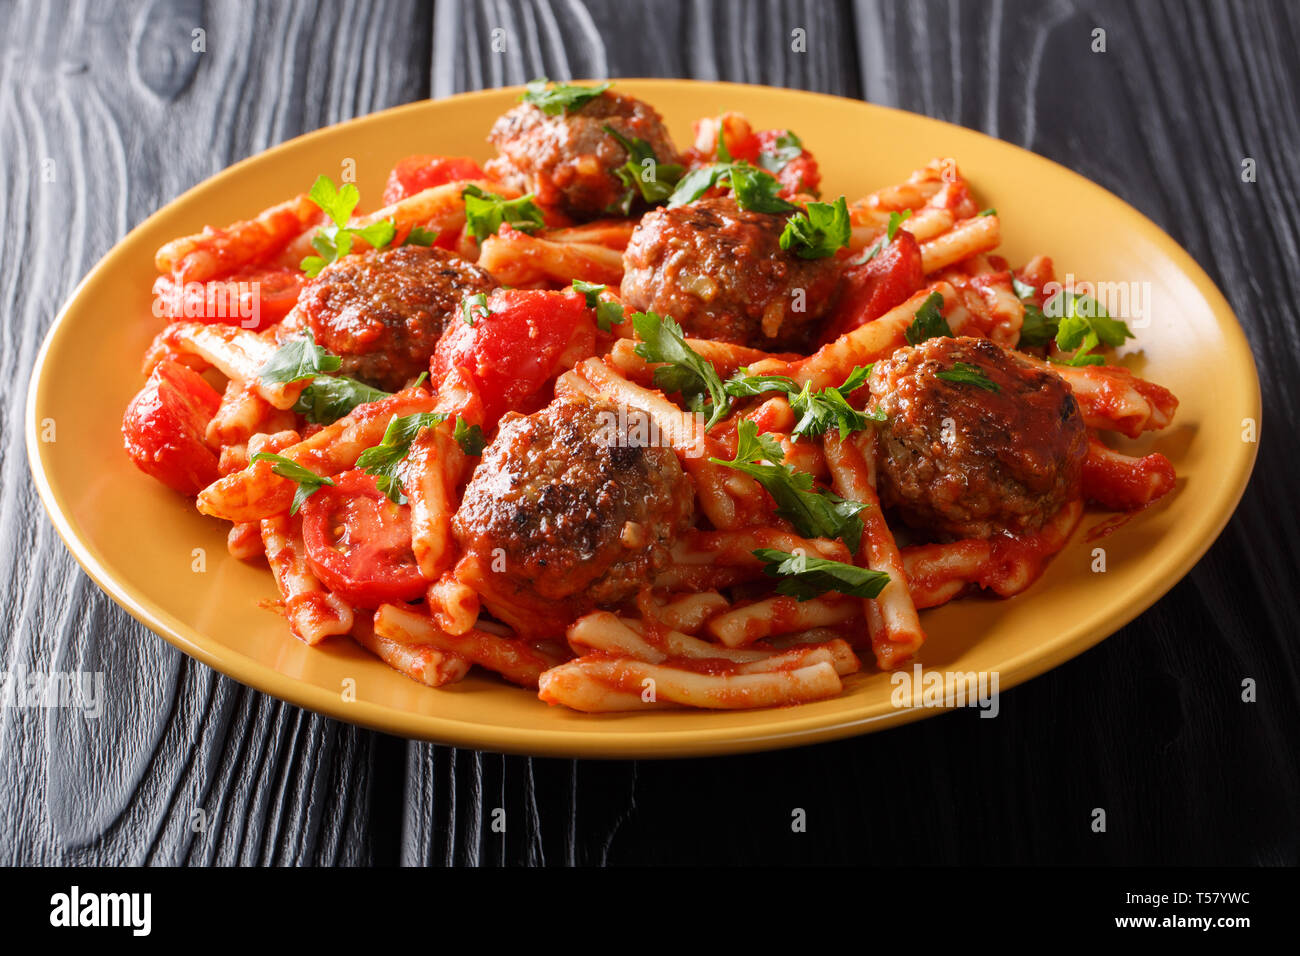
[1048,290,1134,366]
[886,209,913,240]
[462,292,490,327]
[978,207,997,217]
[789,365,881,439]
[571,279,605,308]
[729,164,797,213]
[668,161,795,213]
[356,412,449,504]
[753,548,891,601]
[603,125,685,213]
[248,453,334,515]
[453,417,486,456]
[402,225,439,247]
[292,376,391,424]
[520,77,612,115]
[258,330,343,385]
[721,370,800,399]
[668,164,733,207]
[936,362,1001,392]
[1012,277,1058,348]
[571,280,625,331]
[632,311,730,428]
[779,196,850,259]
[757,131,803,174]
[462,184,545,242]
[711,421,865,551]
[309,174,360,228]
[300,175,396,277]
[904,292,953,345]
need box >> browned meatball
[868,336,1087,539]
[485,91,680,219]
[297,245,495,390]
[453,396,693,636]
[620,197,842,349]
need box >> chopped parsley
[1050,291,1134,367]
[757,131,803,174]
[462,292,490,327]
[903,292,953,345]
[520,77,611,115]
[936,362,1000,392]
[886,209,913,240]
[356,412,450,504]
[248,453,334,515]
[571,280,625,331]
[292,376,391,425]
[258,330,342,385]
[260,333,389,424]
[603,125,685,213]
[668,160,795,213]
[300,175,396,277]
[711,421,866,551]
[753,548,891,601]
[1012,277,1057,348]
[453,416,486,456]
[779,196,851,259]
[632,311,730,428]
[788,365,883,439]
[402,225,439,247]
[462,184,545,242]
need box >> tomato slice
[122,359,223,494]
[382,155,486,206]
[432,288,597,427]
[299,470,427,608]
[152,266,303,331]
[821,230,924,343]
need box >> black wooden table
[4,0,1297,866]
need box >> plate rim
[24,79,1262,758]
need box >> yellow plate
[25,81,1260,757]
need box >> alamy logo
[889,664,1000,717]
[49,886,151,936]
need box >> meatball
[453,396,694,634]
[868,336,1087,539]
[486,91,680,219]
[620,197,842,349]
[296,245,495,390]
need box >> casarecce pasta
[121,80,1180,714]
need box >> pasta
[120,79,1182,716]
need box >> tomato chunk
[299,470,428,608]
[382,155,486,206]
[152,266,303,331]
[822,230,924,343]
[122,359,222,494]
[432,288,597,427]
[753,129,822,197]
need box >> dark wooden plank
[0,0,432,865]
[5,0,1297,868]
[404,0,1300,866]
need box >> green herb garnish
[356,412,450,504]
[753,548,890,601]
[711,421,866,551]
[779,196,851,259]
[462,184,545,242]
[520,77,611,115]
[249,453,335,515]
[904,292,953,345]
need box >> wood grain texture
[2,0,1297,866]
[0,0,432,865]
